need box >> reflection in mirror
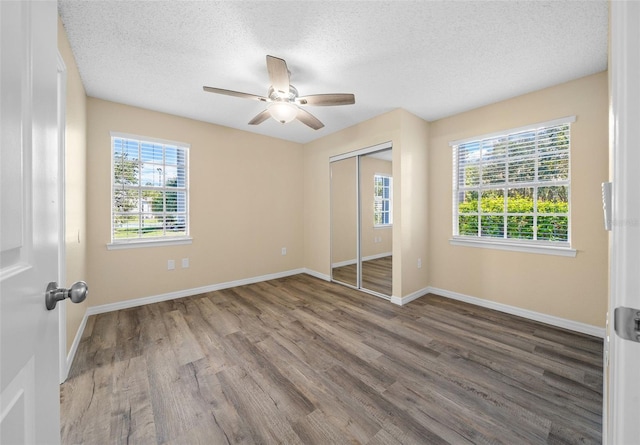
[360,149,393,296]
[330,157,358,287]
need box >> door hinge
[602,181,612,231]
[614,306,640,342]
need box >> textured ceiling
[58,0,608,144]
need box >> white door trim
[56,50,68,384]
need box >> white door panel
[0,0,25,258]
[607,1,640,443]
[0,1,61,444]
[1,358,35,444]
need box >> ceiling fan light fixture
[203,55,354,130]
[268,101,298,124]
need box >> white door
[0,1,61,444]
[606,1,640,444]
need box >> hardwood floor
[61,274,603,444]
[332,255,393,296]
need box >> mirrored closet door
[330,157,358,288]
[330,143,393,298]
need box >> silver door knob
[45,281,88,310]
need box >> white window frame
[449,116,576,257]
[374,174,393,227]
[107,132,192,250]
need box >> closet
[330,142,393,298]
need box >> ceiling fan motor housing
[268,85,298,102]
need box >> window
[111,133,189,245]
[452,117,573,249]
[374,174,393,226]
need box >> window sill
[107,237,193,250]
[374,224,393,229]
[449,237,576,257]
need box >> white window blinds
[374,174,393,226]
[452,118,573,244]
[111,134,189,243]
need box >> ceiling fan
[203,55,355,130]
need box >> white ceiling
[57,0,608,144]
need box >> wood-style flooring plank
[109,356,156,445]
[216,365,304,444]
[61,274,603,444]
[220,331,316,421]
[60,364,114,444]
[163,309,206,366]
[255,334,382,443]
[323,364,450,445]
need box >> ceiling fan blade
[266,55,290,96]
[203,86,268,102]
[296,108,324,130]
[297,93,355,106]
[248,109,272,126]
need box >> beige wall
[58,17,88,353]
[398,111,430,298]
[86,98,304,306]
[428,72,608,327]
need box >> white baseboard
[426,286,605,338]
[86,268,306,316]
[390,286,429,306]
[331,252,392,268]
[303,268,331,282]
[64,310,89,380]
[331,259,356,268]
[363,252,392,262]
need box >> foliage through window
[112,134,189,242]
[374,174,392,226]
[452,118,572,245]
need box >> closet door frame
[330,141,392,298]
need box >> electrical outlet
[281,247,287,256]
[417,258,422,269]
[168,259,175,270]
[181,258,189,268]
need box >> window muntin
[453,121,571,245]
[111,134,189,243]
[374,174,393,226]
